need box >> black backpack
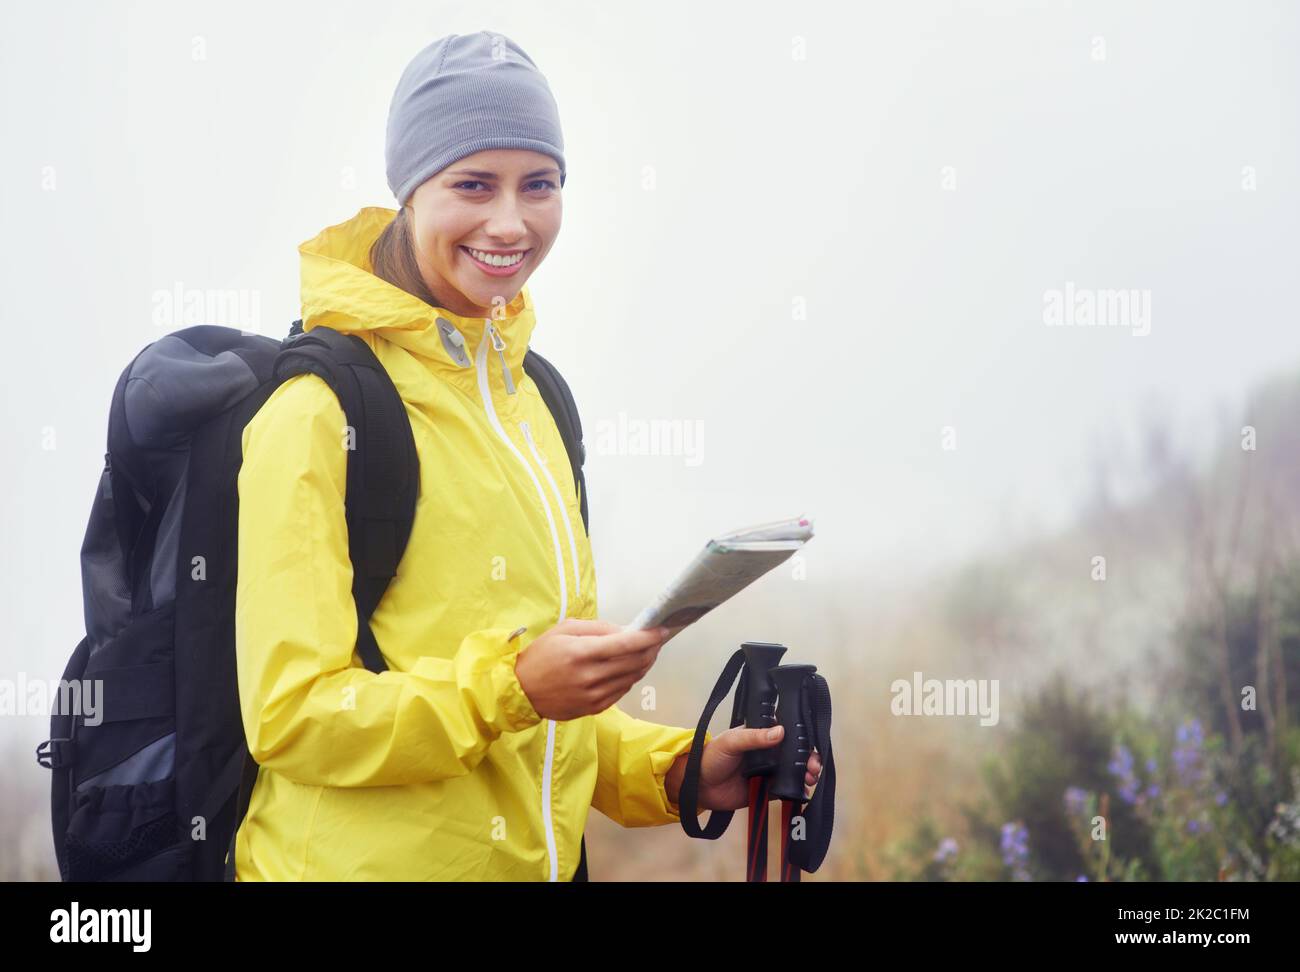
[37,320,591,882]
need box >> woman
[232,30,821,881]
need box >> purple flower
[1000,821,1031,882]
[1108,744,1140,805]
[1108,744,1134,777]
[934,837,959,863]
[1063,786,1090,817]
[1076,874,1089,882]
[1215,791,1228,807]
[1173,719,1205,786]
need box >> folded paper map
[628,515,814,637]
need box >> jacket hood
[299,206,536,374]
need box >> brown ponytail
[368,206,440,307]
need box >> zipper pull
[436,317,472,367]
[487,321,516,395]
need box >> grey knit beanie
[385,31,566,206]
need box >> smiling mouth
[461,246,530,269]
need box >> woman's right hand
[513,618,676,721]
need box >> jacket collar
[298,206,537,379]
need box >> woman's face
[406,148,562,320]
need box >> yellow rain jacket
[232,206,706,881]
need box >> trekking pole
[779,800,798,883]
[738,643,786,881]
[678,643,836,881]
[746,776,769,881]
[769,664,819,883]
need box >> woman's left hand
[666,724,823,812]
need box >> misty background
[2,0,1297,879]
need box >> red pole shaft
[746,776,769,882]
[780,800,801,882]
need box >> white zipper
[474,319,565,882]
[488,322,517,395]
[521,421,581,602]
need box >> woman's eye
[453,179,556,193]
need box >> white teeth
[467,247,525,267]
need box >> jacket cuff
[652,729,712,820]
[413,627,544,736]
[490,632,544,733]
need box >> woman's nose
[482,197,528,239]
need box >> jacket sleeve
[234,372,544,788]
[590,704,713,827]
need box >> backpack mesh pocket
[64,777,183,880]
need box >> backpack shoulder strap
[272,321,419,674]
[227,320,412,881]
[523,349,588,534]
